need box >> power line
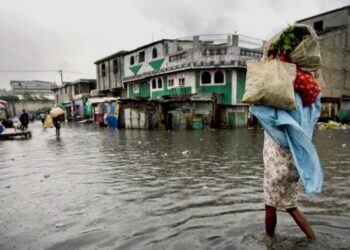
[0,70,58,73]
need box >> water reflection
[0,121,349,249]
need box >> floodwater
[0,121,350,250]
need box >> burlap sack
[242,59,296,110]
[44,114,54,128]
[289,25,321,72]
[50,107,65,118]
[263,24,321,72]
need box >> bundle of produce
[265,24,322,107]
[294,69,321,106]
[266,24,321,72]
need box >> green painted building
[97,34,264,129]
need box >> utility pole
[58,70,63,84]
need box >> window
[157,78,163,89]
[201,71,211,84]
[130,56,135,65]
[113,59,119,74]
[151,78,163,90]
[314,21,323,31]
[152,79,157,89]
[139,51,145,63]
[179,78,185,86]
[164,43,169,55]
[152,47,158,58]
[133,83,139,93]
[214,71,224,84]
[65,86,67,94]
[168,79,174,88]
[101,63,106,77]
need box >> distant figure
[53,118,61,137]
[40,112,46,125]
[19,109,29,130]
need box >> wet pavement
[0,121,350,249]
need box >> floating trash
[164,153,168,156]
[138,141,142,145]
[10,157,15,161]
[182,150,190,156]
[43,173,50,179]
[5,185,11,189]
[317,121,350,129]
[342,144,346,148]
[55,223,65,228]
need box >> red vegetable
[294,69,321,106]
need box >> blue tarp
[250,93,323,199]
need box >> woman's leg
[286,207,316,240]
[265,204,277,236]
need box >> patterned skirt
[263,132,300,209]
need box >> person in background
[19,109,29,130]
[40,112,46,125]
[53,117,61,137]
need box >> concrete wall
[297,6,350,98]
[297,8,348,30]
[12,100,54,116]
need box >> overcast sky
[0,0,349,90]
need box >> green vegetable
[273,25,310,56]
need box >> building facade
[95,34,263,129]
[52,79,96,120]
[297,5,350,121]
[10,80,57,100]
[122,35,263,128]
[95,51,127,98]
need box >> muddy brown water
[0,121,349,249]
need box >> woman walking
[250,24,323,240]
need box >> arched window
[214,71,224,84]
[201,71,211,84]
[152,48,158,58]
[157,78,163,89]
[130,56,135,65]
[152,79,157,89]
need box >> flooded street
[1,121,350,250]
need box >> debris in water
[5,185,11,189]
[138,141,142,145]
[55,223,65,228]
[164,153,168,156]
[182,150,190,156]
[43,173,50,179]
[342,144,346,148]
[317,121,350,129]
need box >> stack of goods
[243,24,322,109]
[269,24,322,106]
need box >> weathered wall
[297,7,350,98]
[318,30,350,97]
[11,100,54,116]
